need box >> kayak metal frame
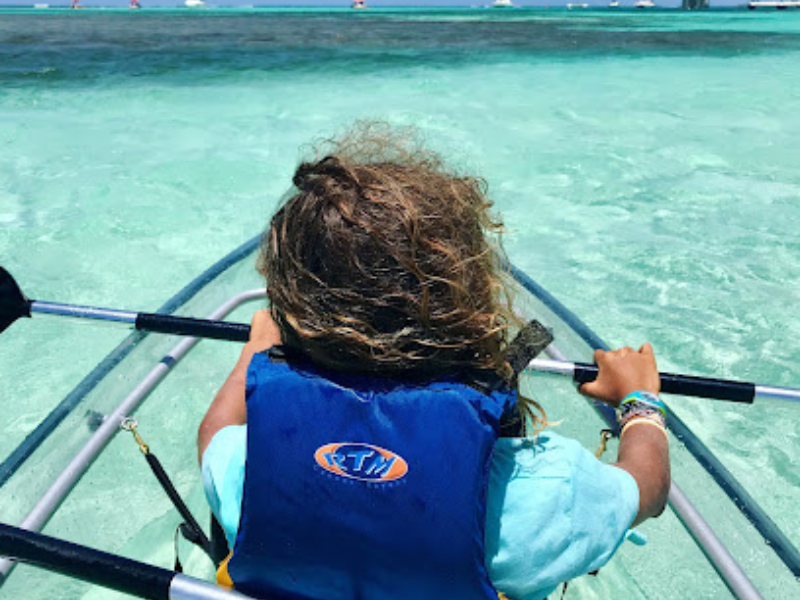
[667,487,762,600]
[170,576,252,600]
[0,242,793,599]
[170,575,253,600]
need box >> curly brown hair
[259,122,507,377]
[258,122,547,431]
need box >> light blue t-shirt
[203,427,639,600]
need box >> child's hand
[245,310,282,354]
[234,310,282,371]
[579,343,660,407]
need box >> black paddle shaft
[135,313,250,342]
[0,523,173,600]
[572,362,757,403]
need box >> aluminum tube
[668,484,763,600]
[169,574,254,600]
[525,357,576,377]
[544,343,569,362]
[755,385,800,404]
[30,301,138,324]
[0,289,266,582]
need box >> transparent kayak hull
[1,238,798,599]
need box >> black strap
[173,526,184,574]
[498,409,524,438]
[266,345,289,362]
[142,452,216,564]
[208,513,230,565]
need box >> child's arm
[615,416,670,527]
[579,343,671,527]
[197,310,282,463]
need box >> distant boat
[184,0,205,6]
[608,0,621,6]
[635,0,656,6]
[33,3,49,7]
[748,0,800,7]
[491,0,515,7]
[567,2,590,7]
[352,0,369,8]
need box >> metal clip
[595,429,614,458]
[120,416,149,455]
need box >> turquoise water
[1,7,799,598]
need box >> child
[199,123,670,600]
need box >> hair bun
[292,156,350,193]
[292,161,317,192]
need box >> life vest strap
[216,552,234,589]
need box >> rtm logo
[314,443,409,483]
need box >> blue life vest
[226,350,516,600]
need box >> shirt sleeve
[485,433,639,600]
[201,425,247,550]
[567,437,640,571]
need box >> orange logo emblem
[314,443,408,483]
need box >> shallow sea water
[0,7,799,599]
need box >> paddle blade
[0,266,31,334]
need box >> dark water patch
[1,13,799,86]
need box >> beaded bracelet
[620,416,669,441]
[618,390,667,430]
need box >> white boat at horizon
[748,0,800,7]
[491,0,515,8]
[635,0,656,7]
[184,0,205,7]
